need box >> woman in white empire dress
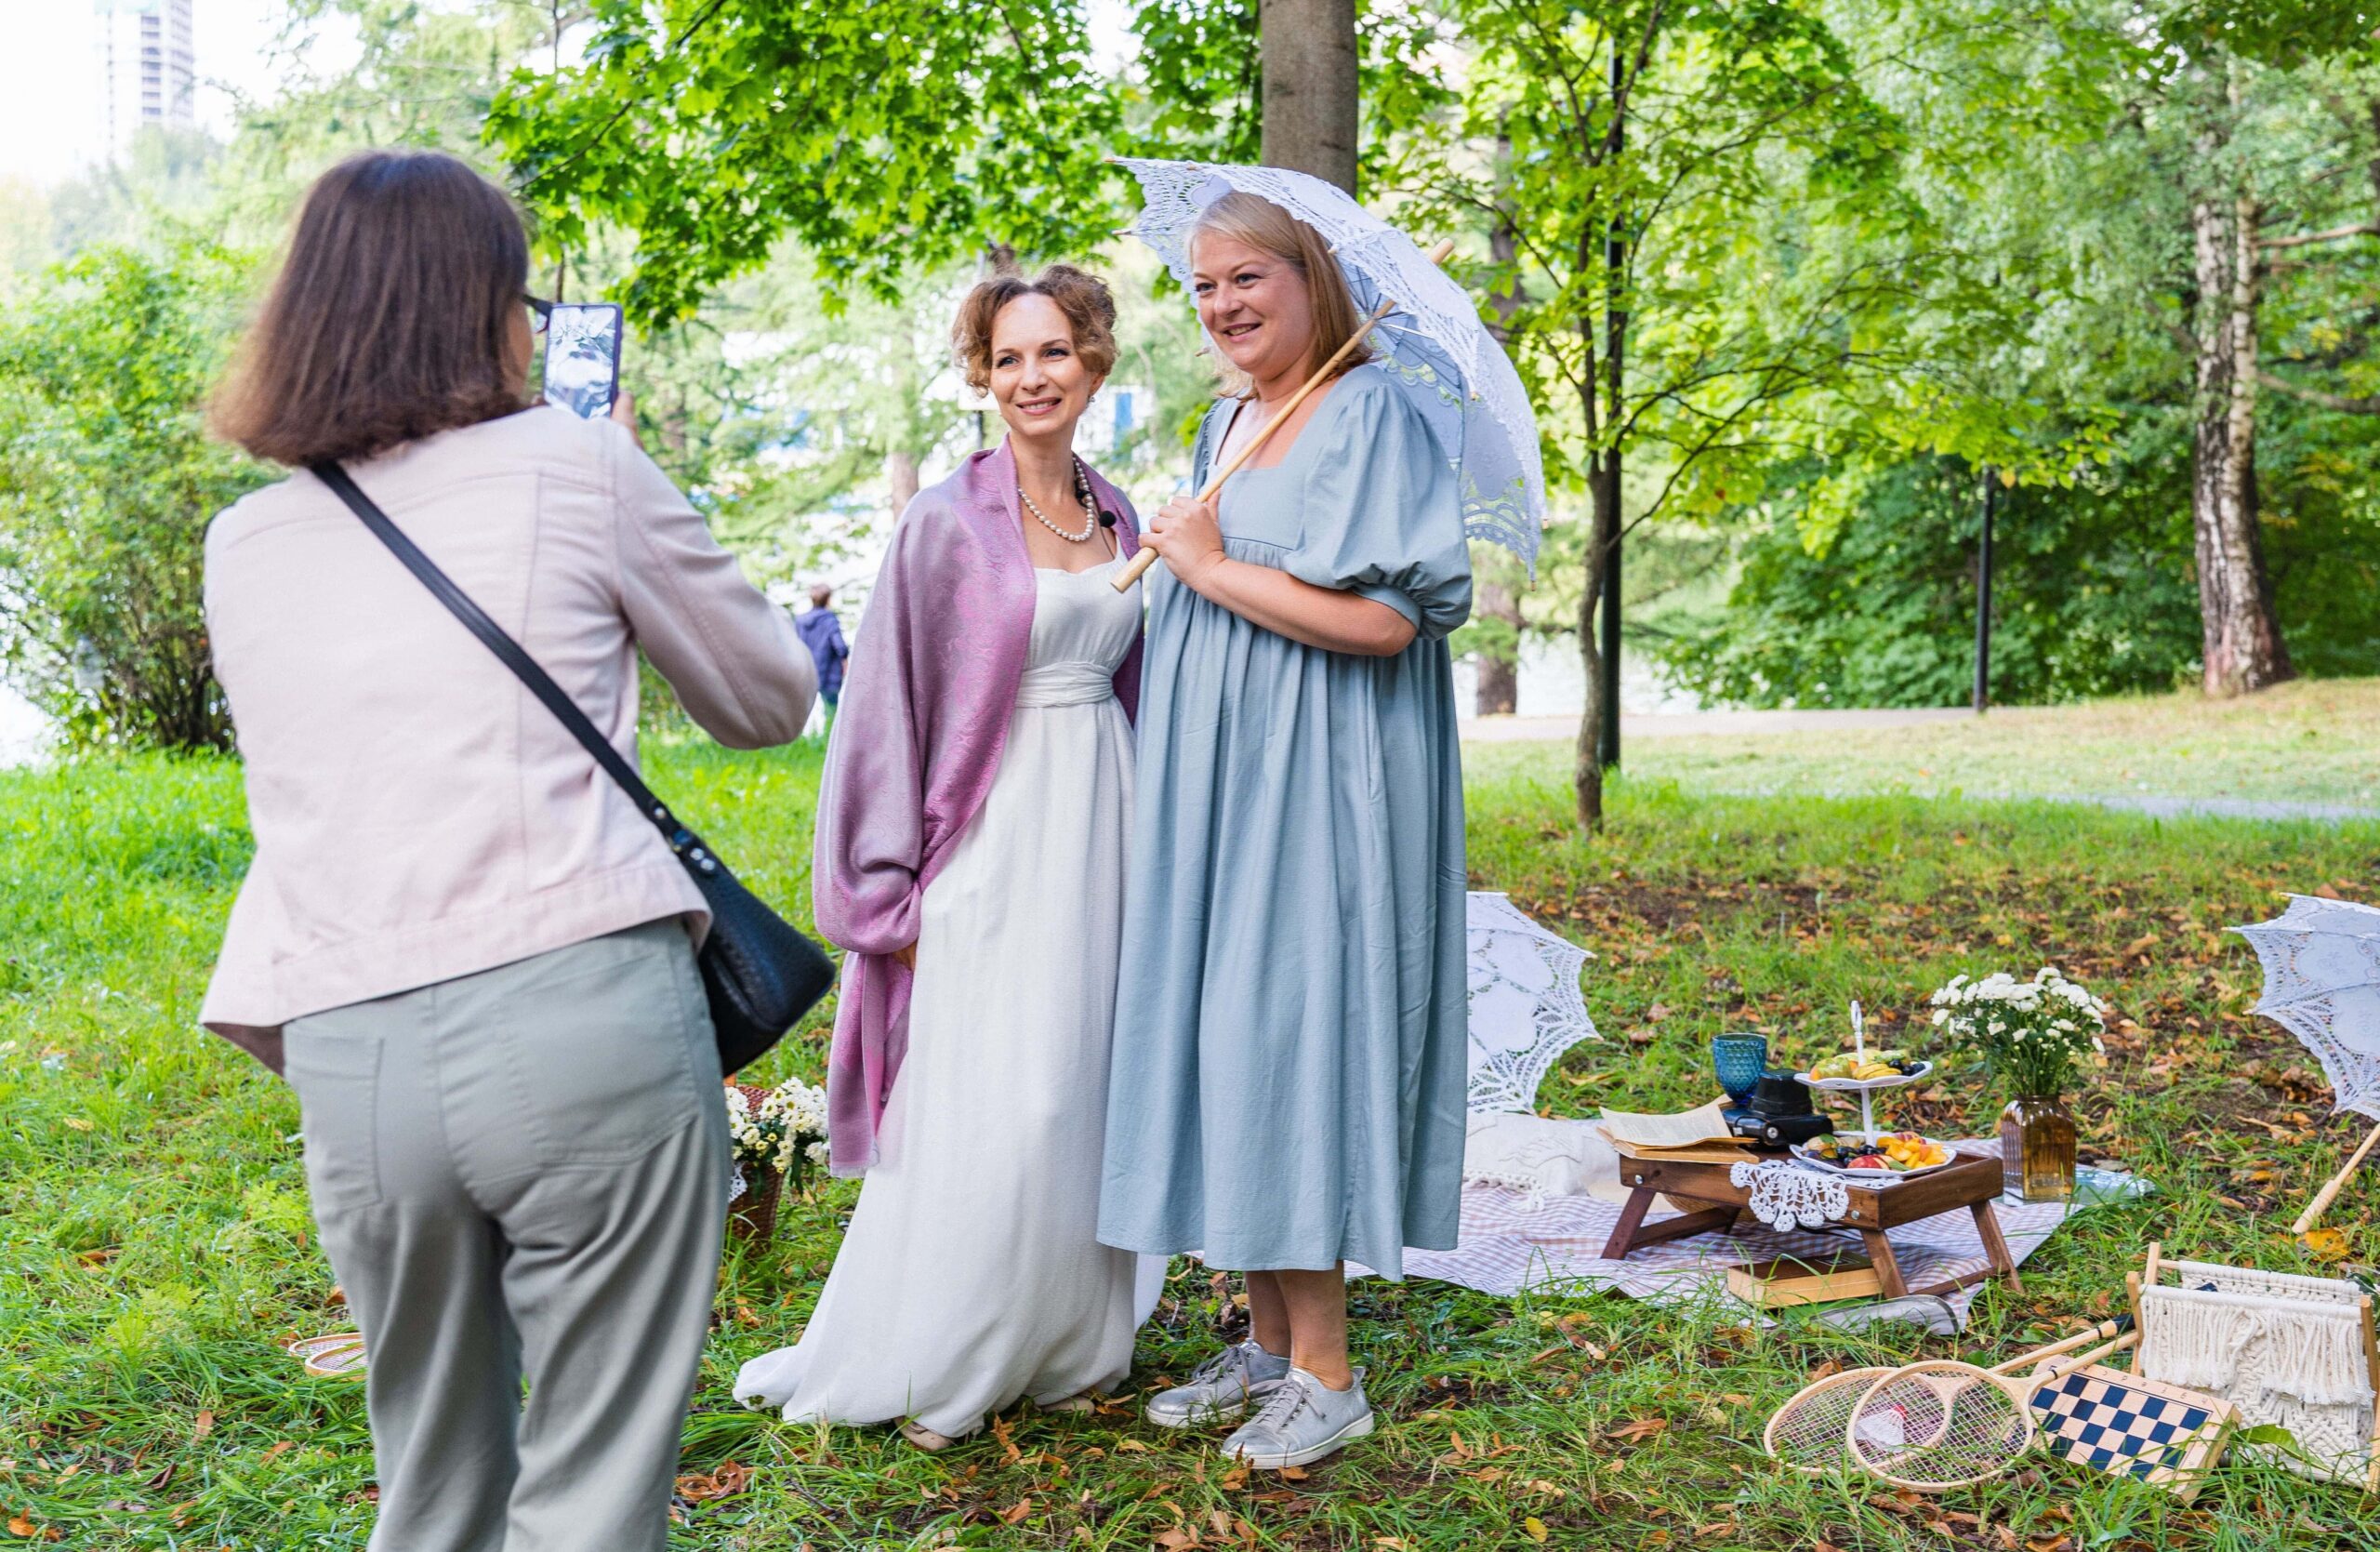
[734,267,1161,1449]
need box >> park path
[1458,707,1973,743]
[1458,707,2379,824]
[2035,794,2379,823]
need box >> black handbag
[312,461,835,1075]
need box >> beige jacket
[200,406,814,1058]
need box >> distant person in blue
[1098,191,1472,1471]
[796,583,849,722]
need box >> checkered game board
[2029,1364,2235,1499]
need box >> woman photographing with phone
[1099,191,1474,1469]
[203,149,813,1552]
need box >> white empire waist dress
[734,559,1162,1438]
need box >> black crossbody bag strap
[311,461,707,866]
[310,458,832,1074]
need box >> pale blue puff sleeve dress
[1098,365,1473,1280]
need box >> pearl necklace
[1020,459,1099,543]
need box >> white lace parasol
[1113,158,1547,574]
[1465,892,1599,1113]
[2233,895,2380,1120]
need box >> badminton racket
[1844,1331,2140,1491]
[1763,1317,2129,1474]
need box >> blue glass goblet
[1711,1033,1768,1107]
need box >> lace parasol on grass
[2233,894,2380,1231]
[1465,892,1598,1113]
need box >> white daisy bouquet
[1928,967,2109,1096]
[724,1078,831,1186]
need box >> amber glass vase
[1999,1094,2077,1202]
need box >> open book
[1595,1100,1744,1159]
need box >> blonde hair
[1190,191,1371,398]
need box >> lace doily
[1729,1161,1851,1230]
[1114,158,1547,575]
[2233,895,2380,1120]
[1464,892,1599,1113]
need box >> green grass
[5,738,2379,1549]
[1480,676,2380,808]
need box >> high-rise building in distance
[94,0,197,160]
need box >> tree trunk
[1474,575,1520,716]
[2188,186,2293,696]
[1478,193,1526,722]
[1258,0,1358,192]
[1576,451,1614,830]
[886,448,921,521]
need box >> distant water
[0,684,49,767]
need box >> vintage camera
[1723,1072,1833,1147]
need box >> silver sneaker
[1221,1365,1374,1469]
[1143,1340,1291,1428]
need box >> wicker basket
[727,1083,784,1242]
[729,1163,785,1242]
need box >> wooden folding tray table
[1599,1147,2024,1300]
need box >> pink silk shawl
[817,439,1142,1174]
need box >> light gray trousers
[283,920,729,1552]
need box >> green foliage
[1126,1,1456,185]
[1652,451,2205,709]
[0,243,269,751]
[1129,0,1263,163]
[1408,0,1937,508]
[2261,394,2380,679]
[636,259,984,584]
[484,1,1127,325]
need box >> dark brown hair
[214,150,531,467]
[952,264,1119,393]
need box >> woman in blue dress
[1100,191,1472,1470]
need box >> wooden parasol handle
[1113,237,1459,595]
[2294,1116,2380,1236]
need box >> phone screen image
[542,302,624,419]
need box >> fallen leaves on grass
[1606,1417,1668,1444]
[1522,1516,1549,1544]
[2300,1227,2350,1262]
[673,1461,750,1503]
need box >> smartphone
[542,302,625,419]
